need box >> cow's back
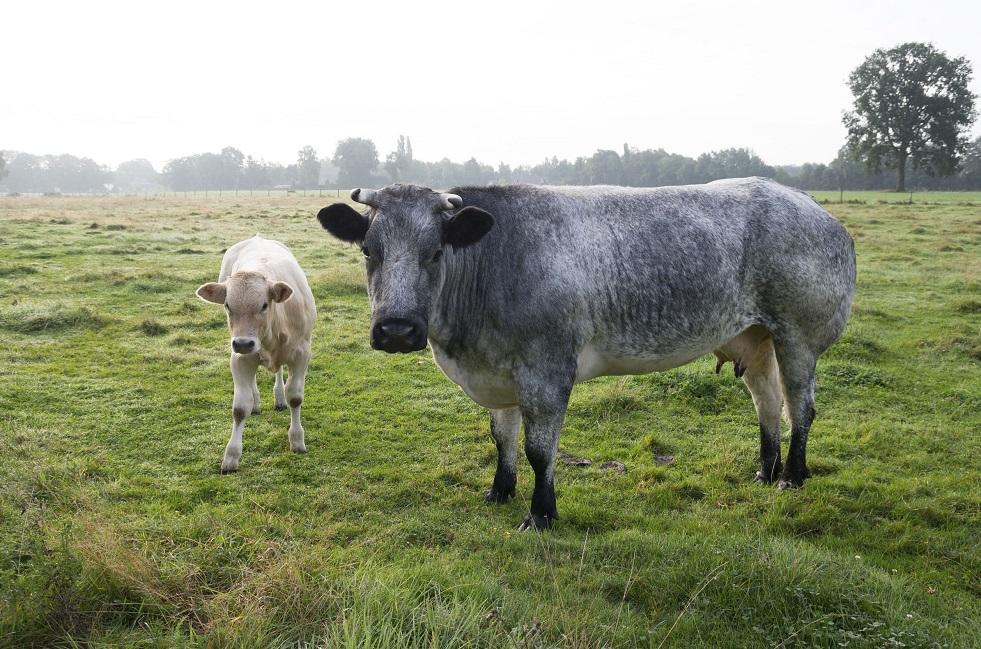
[446,179,854,362]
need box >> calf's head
[316,185,493,353]
[196,271,294,355]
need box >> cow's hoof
[517,512,553,532]
[777,478,804,490]
[251,407,260,415]
[291,444,307,454]
[275,403,288,411]
[754,468,781,484]
[484,486,514,503]
[220,464,238,475]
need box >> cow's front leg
[285,346,310,453]
[223,353,259,473]
[515,363,574,531]
[486,407,520,503]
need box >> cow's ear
[317,203,369,243]
[268,280,293,303]
[196,282,226,304]
[442,207,494,249]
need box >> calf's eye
[261,302,268,311]
[361,246,370,258]
[431,249,443,263]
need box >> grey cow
[316,178,856,530]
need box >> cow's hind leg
[717,326,783,483]
[486,407,520,503]
[772,334,817,489]
[285,347,310,454]
[741,338,783,483]
[273,367,287,411]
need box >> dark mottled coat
[316,177,856,530]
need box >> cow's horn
[439,193,463,210]
[351,188,378,206]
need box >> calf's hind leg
[486,407,520,503]
[285,347,310,453]
[273,367,287,411]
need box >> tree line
[3,135,981,194]
[1,42,977,195]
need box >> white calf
[196,236,316,473]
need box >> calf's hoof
[484,486,515,503]
[289,431,307,454]
[220,462,239,475]
[517,512,554,532]
[275,403,288,411]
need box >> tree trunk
[896,153,907,193]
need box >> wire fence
[1,189,350,199]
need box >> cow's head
[316,185,493,353]
[196,271,294,355]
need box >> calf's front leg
[223,353,260,473]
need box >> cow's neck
[429,246,490,357]
[259,303,284,352]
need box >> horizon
[5,1,980,171]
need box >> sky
[4,0,981,170]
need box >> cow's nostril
[380,321,416,339]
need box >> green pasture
[0,194,978,648]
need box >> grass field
[807,191,981,205]
[0,194,978,648]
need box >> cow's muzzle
[231,337,258,354]
[371,318,427,353]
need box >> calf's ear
[317,203,370,243]
[268,281,294,303]
[196,282,226,304]
[442,206,494,249]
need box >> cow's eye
[223,303,229,311]
[431,249,443,263]
[361,246,370,258]
[261,302,268,311]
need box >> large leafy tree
[296,145,320,188]
[843,42,977,192]
[333,138,379,188]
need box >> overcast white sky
[4,0,980,170]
